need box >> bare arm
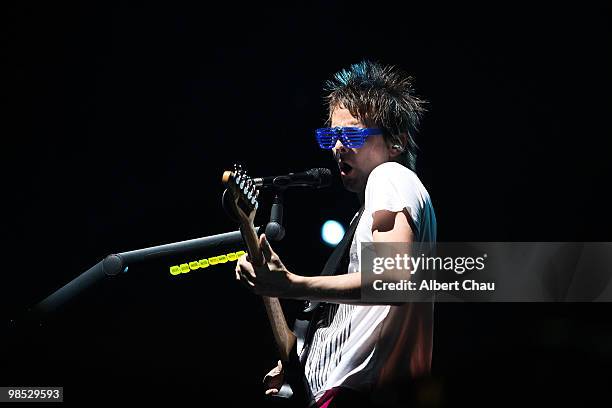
[236,209,414,305]
[287,209,414,303]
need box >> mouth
[339,161,353,176]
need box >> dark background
[3,2,611,406]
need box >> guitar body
[275,339,311,406]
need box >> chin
[342,182,359,193]
[340,174,363,193]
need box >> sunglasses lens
[316,127,375,149]
[316,134,336,149]
[342,135,365,148]
[342,128,361,135]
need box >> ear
[388,133,408,159]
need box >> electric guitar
[222,166,312,406]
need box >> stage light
[321,220,345,246]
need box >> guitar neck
[262,296,295,362]
[240,223,296,362]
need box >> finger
[236,265,255,288]
[238,274,256,292]
[240,271,256,286]
[265,389,279,395]
[242,267,257,283]
[260,234,273,261]
[238,257,257,281]
[277,360,282,369]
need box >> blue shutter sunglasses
[315,127,383,149]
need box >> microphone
[253,168,332,189]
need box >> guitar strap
[296,205,365,368]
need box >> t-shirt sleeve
[365,163,423,232]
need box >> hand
[263,360,284,396]
[235,234,293,297]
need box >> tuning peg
[250,187,258,205]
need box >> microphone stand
[265,191,286,241]
[25,189,288,319]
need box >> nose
[332,138,348,156]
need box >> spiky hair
[324,60,427,171]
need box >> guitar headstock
[222,164,260,225]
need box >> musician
[236,60,436,407]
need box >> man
[236,60,436,407]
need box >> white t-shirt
[303,162,437,400]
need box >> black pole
[30,227,261,316]
[27,185,292,318]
